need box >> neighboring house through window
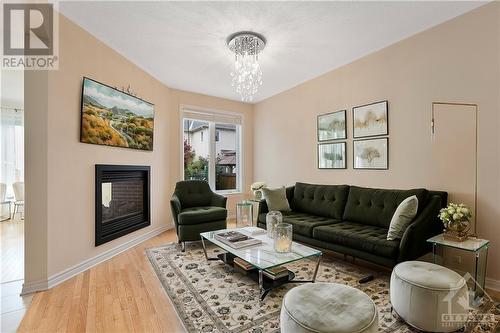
[182,109,242,192]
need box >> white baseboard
[22,224,171,295]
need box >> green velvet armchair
[170,180,227,251]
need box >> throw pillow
[387,195,419,241]
[261,187,291,212]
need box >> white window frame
[180,105,243,194]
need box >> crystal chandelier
[227,31,266,102]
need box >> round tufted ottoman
[280,283,378,333]
[390,261,469,332]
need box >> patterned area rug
[146,243,499,333]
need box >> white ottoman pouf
[390,261,469,332]
[280,283,378,333]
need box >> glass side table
[427,234,489,305]
[247,198,262,225]
[236,200,253,227]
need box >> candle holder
[274,223,293,253]
[266,211,282,239]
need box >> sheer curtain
[0,108,24,200]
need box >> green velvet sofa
[170,180,227,251]
[257,182,447,267]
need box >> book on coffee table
[233,257,254,271]
[214,231,262,249]
[263,266,289,280]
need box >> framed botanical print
[353,100,388,138]
[353,137,388,170]
[317,110,346,141]
[318,142,346,169]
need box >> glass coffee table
[200,227,322,300]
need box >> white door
[431,103,477,232]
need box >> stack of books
[233,257,254,271]
[263,266,289,280]
[214,231,262,249]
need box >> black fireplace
[95,165,150,246]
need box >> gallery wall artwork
[318,142,346,169]
[317,110,346,141]
[80,77,155,151]
[353,100,388,138]
[353,137,388,169]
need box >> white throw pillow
[261,187,291,212]
[387,195,418,241]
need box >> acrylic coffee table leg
[288,255,322,284]
[312,255,322,282]
[200,237,219,261]
[258,269,270,301]
[259,270,264,298]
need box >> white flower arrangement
[251,182,267,191]
[251,182,267,200]
[438,203,472,228]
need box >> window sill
[216,191,242,196]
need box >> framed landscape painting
[353,138,388,169]
[80,77,155,151]
[353,100,388,138]
[317,110,346,141]
[318,142,346,169]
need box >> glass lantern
[266,211,282,239]
[236,201,253,228]
[274,223,293,253]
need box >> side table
[427,234,489,305]
[247,199,261,225]
[236,200,253,227]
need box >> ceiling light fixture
[227,31,266,102]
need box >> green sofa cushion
[174,180,213,209]
[291,183,349,219]
[313,221,400,258]
[282,212,339,237]
[178,206,227,225]
[343,186,428,228]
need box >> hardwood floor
[17,223,500,333]
[19,228,186,333]
[1,218,24,283]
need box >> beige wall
[254,4,500,282]
[24,14,252,287]
[24,70,49,288]
[44,14,171,278]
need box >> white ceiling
[59,1,486,103]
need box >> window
[0,108,24,200]
[183,110,242,193]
